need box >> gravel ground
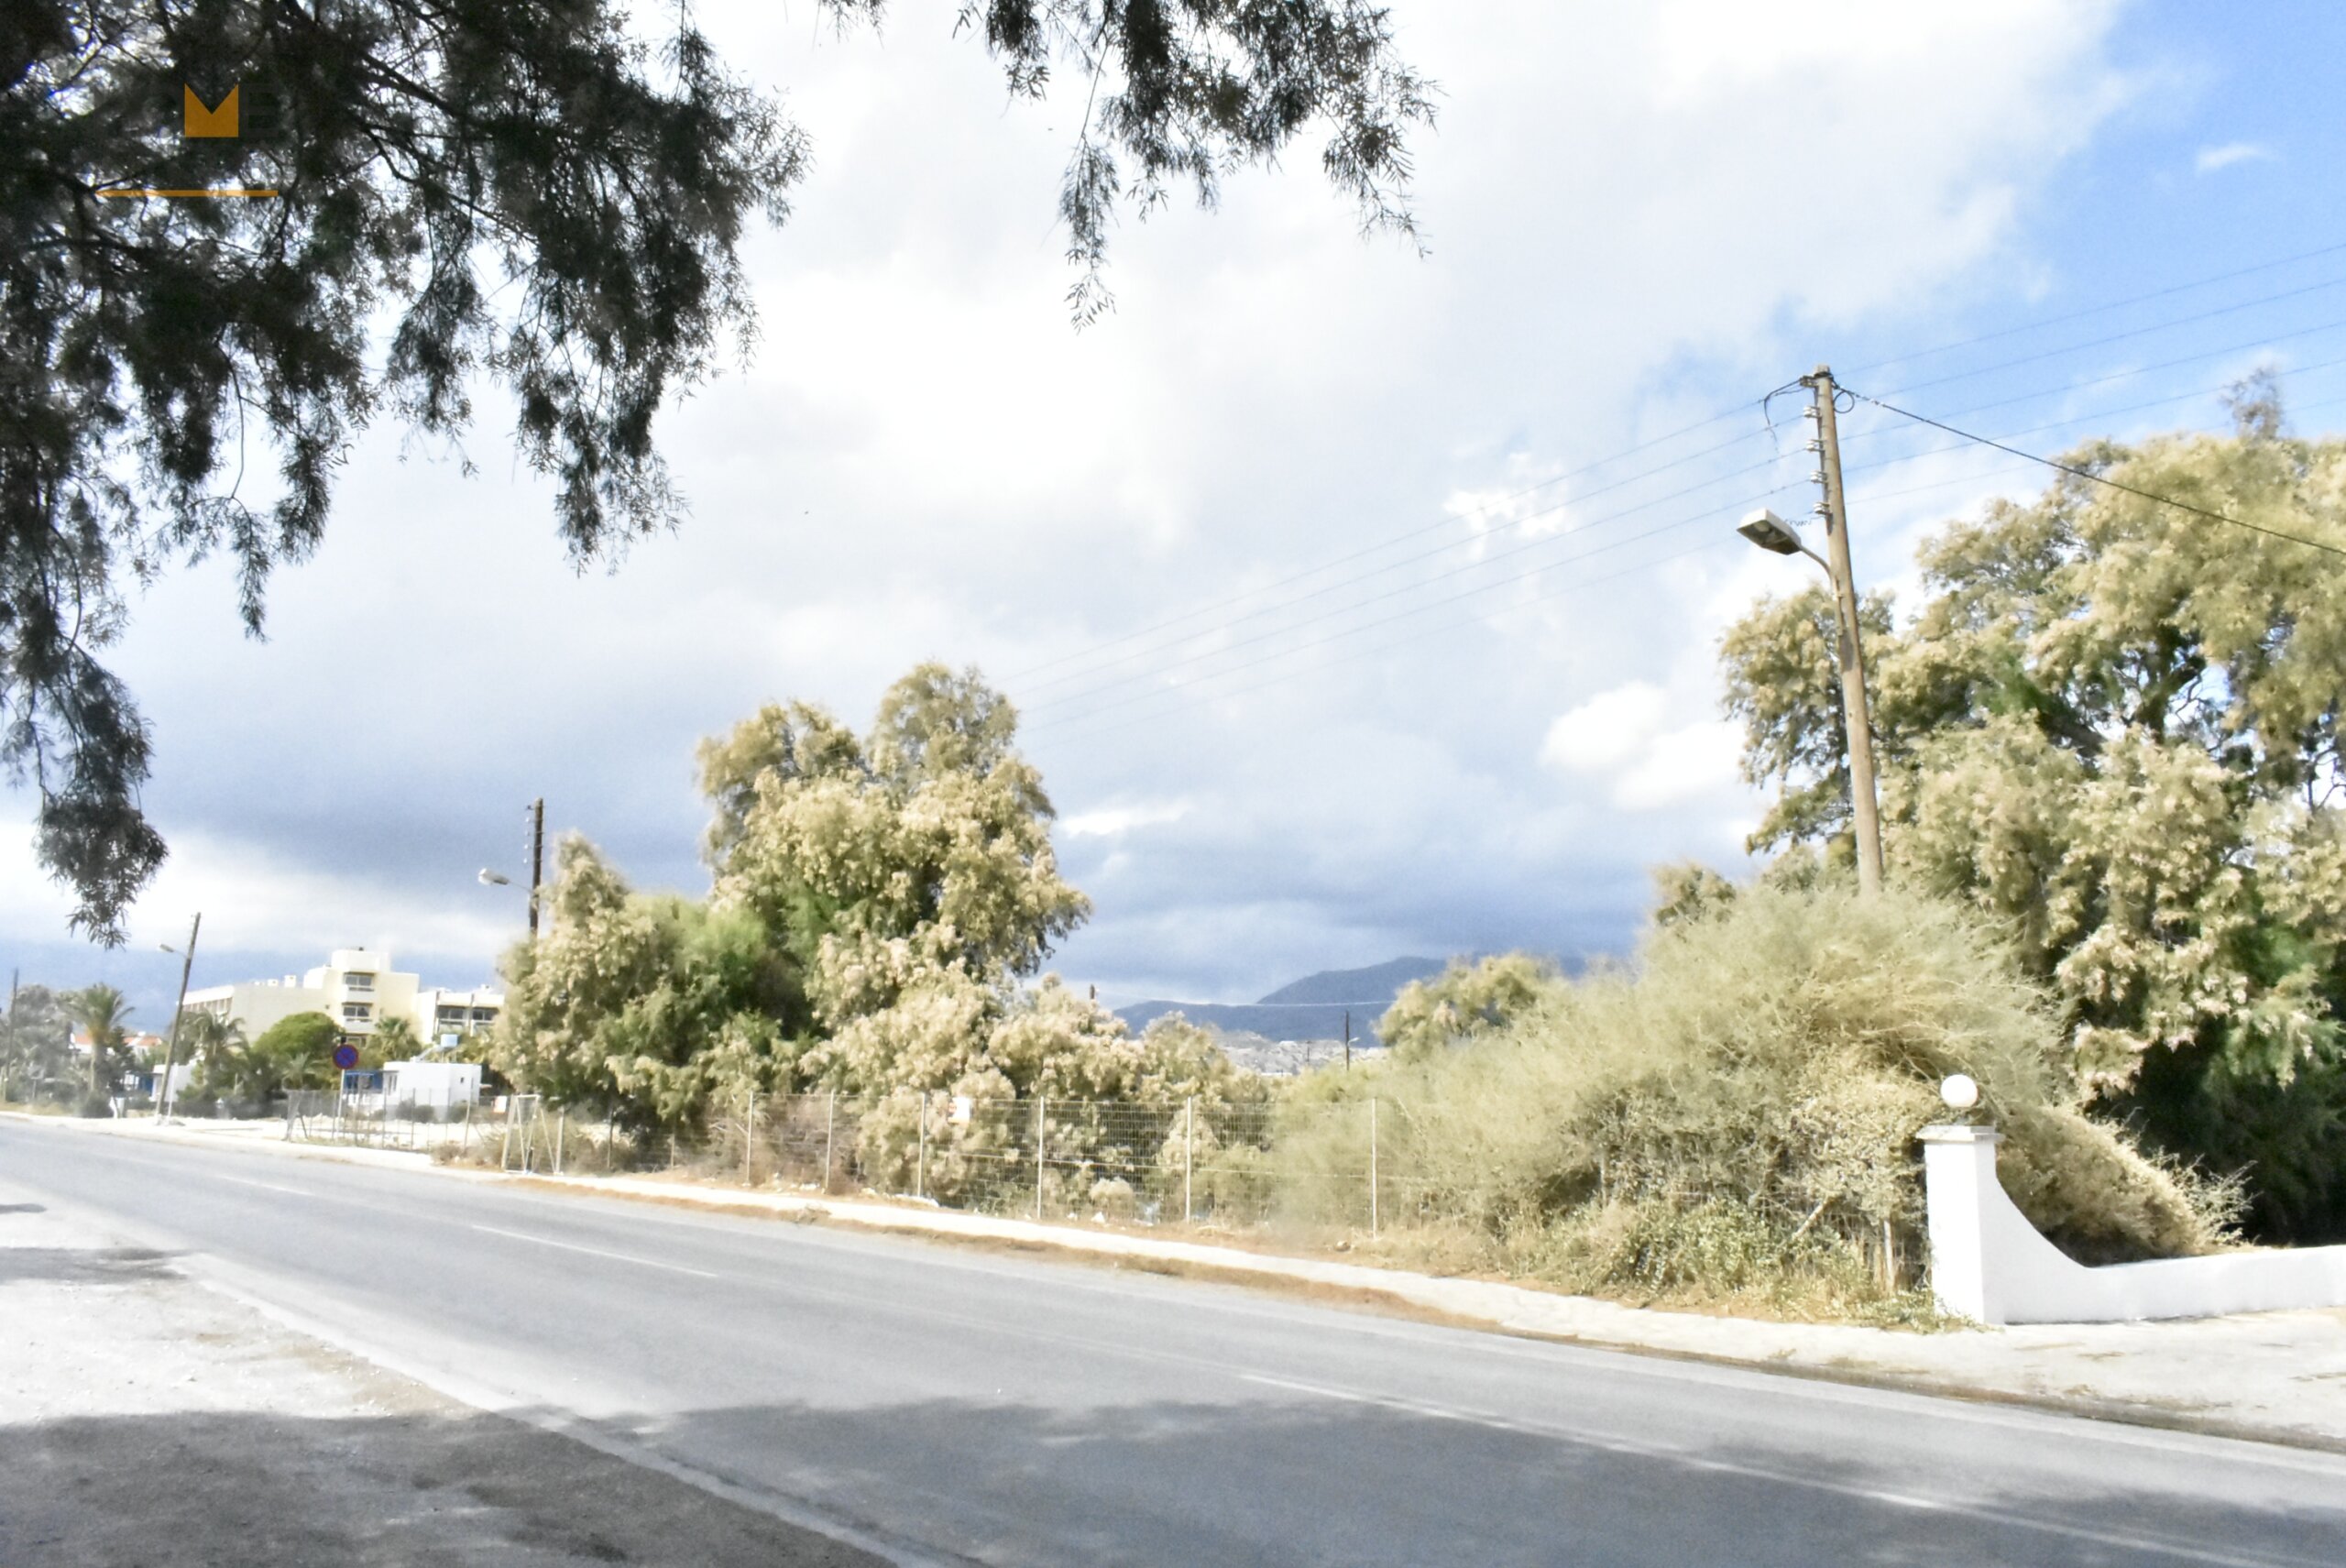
[0,1196,887,1567]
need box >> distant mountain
[1114,956,1456,1047]
[1255,957,1451,1006]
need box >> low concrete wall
[1920,1124,2346,1324]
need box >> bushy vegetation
[488,664,1265,1205]
[1719,383,2346,1240]
[1299,884,2236,1319]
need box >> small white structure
[1921,1123,2346,1324]
[380,1059,483,1113]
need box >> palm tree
[178,1013,246,1104]
[369,1014,422,1062]
[67,985,134,1107]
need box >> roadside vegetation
[1718,378,2346,1244]
[14,392,2341,1322]
[1291,888,2236,1322]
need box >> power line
[1841,352,2346,481]
[1016,244,2346,730]
[1033,486,1795,734]
[1047,367,2346,740]
[1876,274,2346,399]
[1017,433,1783,701]
[1032,344,2346,723]
[1022,291,2346,710]
[1003,411,1768,685]
[1022,454,1797,719]
[1848,391,2346,558]
[1036,529,1753,742]
[1844,238,2346,375]
[1837,317,2346,455]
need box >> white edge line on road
[172,1257,971,1568]
[215,1173,311,1198]
[1238,1374,2335,1568]
[470,1223,724,1280]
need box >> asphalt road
[5,1121,2344,1568]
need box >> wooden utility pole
[1804,366,1886,895]
[156,912,202,1117]
[527,797,545,938]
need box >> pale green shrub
[1280,884,2232,1314]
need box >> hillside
[1113,956,1454,1046]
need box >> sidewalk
[22,1111,2346,1453]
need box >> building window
[345,972,376,992]
[341,1003,372,1023]
[470,1008,498,1024]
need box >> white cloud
[2195,141,2273,174]
[1541,683,1671,776]
[1541,684,1745,813]
[0,828,512,966]
[1061,800,1192,839]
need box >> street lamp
[1738,502,1886,895]
[476,800,545,936]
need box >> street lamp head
[159,943,176,955]
[477,868,512,886]
[1738,507,1807,556]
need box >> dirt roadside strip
[17,1112,2346,1453]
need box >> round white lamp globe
[1940,1073,1981,1112]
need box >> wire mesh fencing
[282,1084,1459,1241]
[632,1091,1416,1236]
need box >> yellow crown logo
[183,84,239,138]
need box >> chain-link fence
[282,1086,1456,1240]
[631,1091,1412,1235]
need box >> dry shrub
[1288,884,2233,1317]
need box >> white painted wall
[1921,1124,2346,1324]
[380,1059,482,1111]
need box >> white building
[185,949,500,1042]
[381,1059,482,1111]
[416,985,505,1045]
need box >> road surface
[5,1120,2342,1567]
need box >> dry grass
[1265,885,2235,1321]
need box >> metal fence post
[825,1089,837,1194]
[554,1111,565,1178]
[743,1090,756,1185]
[1369,1097,1379,1239]
[1183,1097,1195,1224]
[916,1091,928,1201]
[1036,1094,1047,1220]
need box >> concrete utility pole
[1804,366,1886,896]
[156,912,202,1117]
[527,797,545,938]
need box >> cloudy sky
[10,0,2346,1020]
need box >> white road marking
[1237,1374,2329,1568]
[471,1223,722,1279]
[215,1173,310,1198]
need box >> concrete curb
[12,1111,2343,1453]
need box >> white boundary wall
[1920,1124,2346,1324]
